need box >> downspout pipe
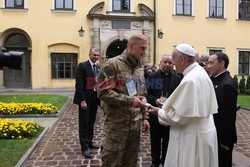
[153,0,156,65]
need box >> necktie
[93,64,97,77]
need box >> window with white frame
[209,49,222,55]
[5,0,24,9]
[51,53,77,79]
[209,0,224,18]
[113,0,130,12]
[55,0,73,10]
[176,0,192,16]
[239,0,250,20]
[239,51,250,75]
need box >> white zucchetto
[176,43,195,57]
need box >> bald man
[146,54,182,167]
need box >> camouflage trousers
[101,120,141,167]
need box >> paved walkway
[24,101,152,167]
[1,88,250,166]
[234,109,250,158]
[23,102,249,167]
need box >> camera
[0,51,23,70]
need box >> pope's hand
[156,99,163,107]
[146,106,159,116]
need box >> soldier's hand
[142,119,150,133]
[132,96,147,108]
[81,101,87,110]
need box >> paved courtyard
[21,100,250,167]
[234,108,250,158]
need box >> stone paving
[24,101,250,167]
[234,109,250,158]
[24,101,150,167]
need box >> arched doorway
[106,40,127,58]
[3,33,31,88]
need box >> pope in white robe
[148,44,218,167]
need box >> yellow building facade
[0,0,249,89]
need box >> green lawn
[0,127,44,167]
[0,94,68,108]
[238,95,250,108]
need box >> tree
[239,75,246,94]
[233,75,239,94]
[246,75,250,95]
[246,75,250,89]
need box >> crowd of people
[73,34,238,167]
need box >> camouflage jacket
[97,50,148,131]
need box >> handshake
[141,97,151,109]
[144,101,159,116]
[132,96,152,109]
[132,96,159,115]
[145,103,153,110]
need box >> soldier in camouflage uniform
[97,34,150,167]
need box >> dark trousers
[218,144,234,167]
[78,92,98,152]
[150,121,170,166]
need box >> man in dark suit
[146,54,182,167]
[73,48,100,159]
[208,52,238,167]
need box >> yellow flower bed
[0,102,58,115]
[0,119,40,139]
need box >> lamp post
[78,26,84,37]
[158,29,164,39]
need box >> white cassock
[158,62,218,167]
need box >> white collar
[183,62,198,76]
[89,60,95,66]
[214,70,227,78]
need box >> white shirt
[89,60,96,72]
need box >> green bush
[246,89,250,95]
[239,76,246,94]
[233,75,239,93]
[246,75,250,90]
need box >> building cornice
[138,3,154,18]
[88,1,105,15]
[87,2,154,21]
